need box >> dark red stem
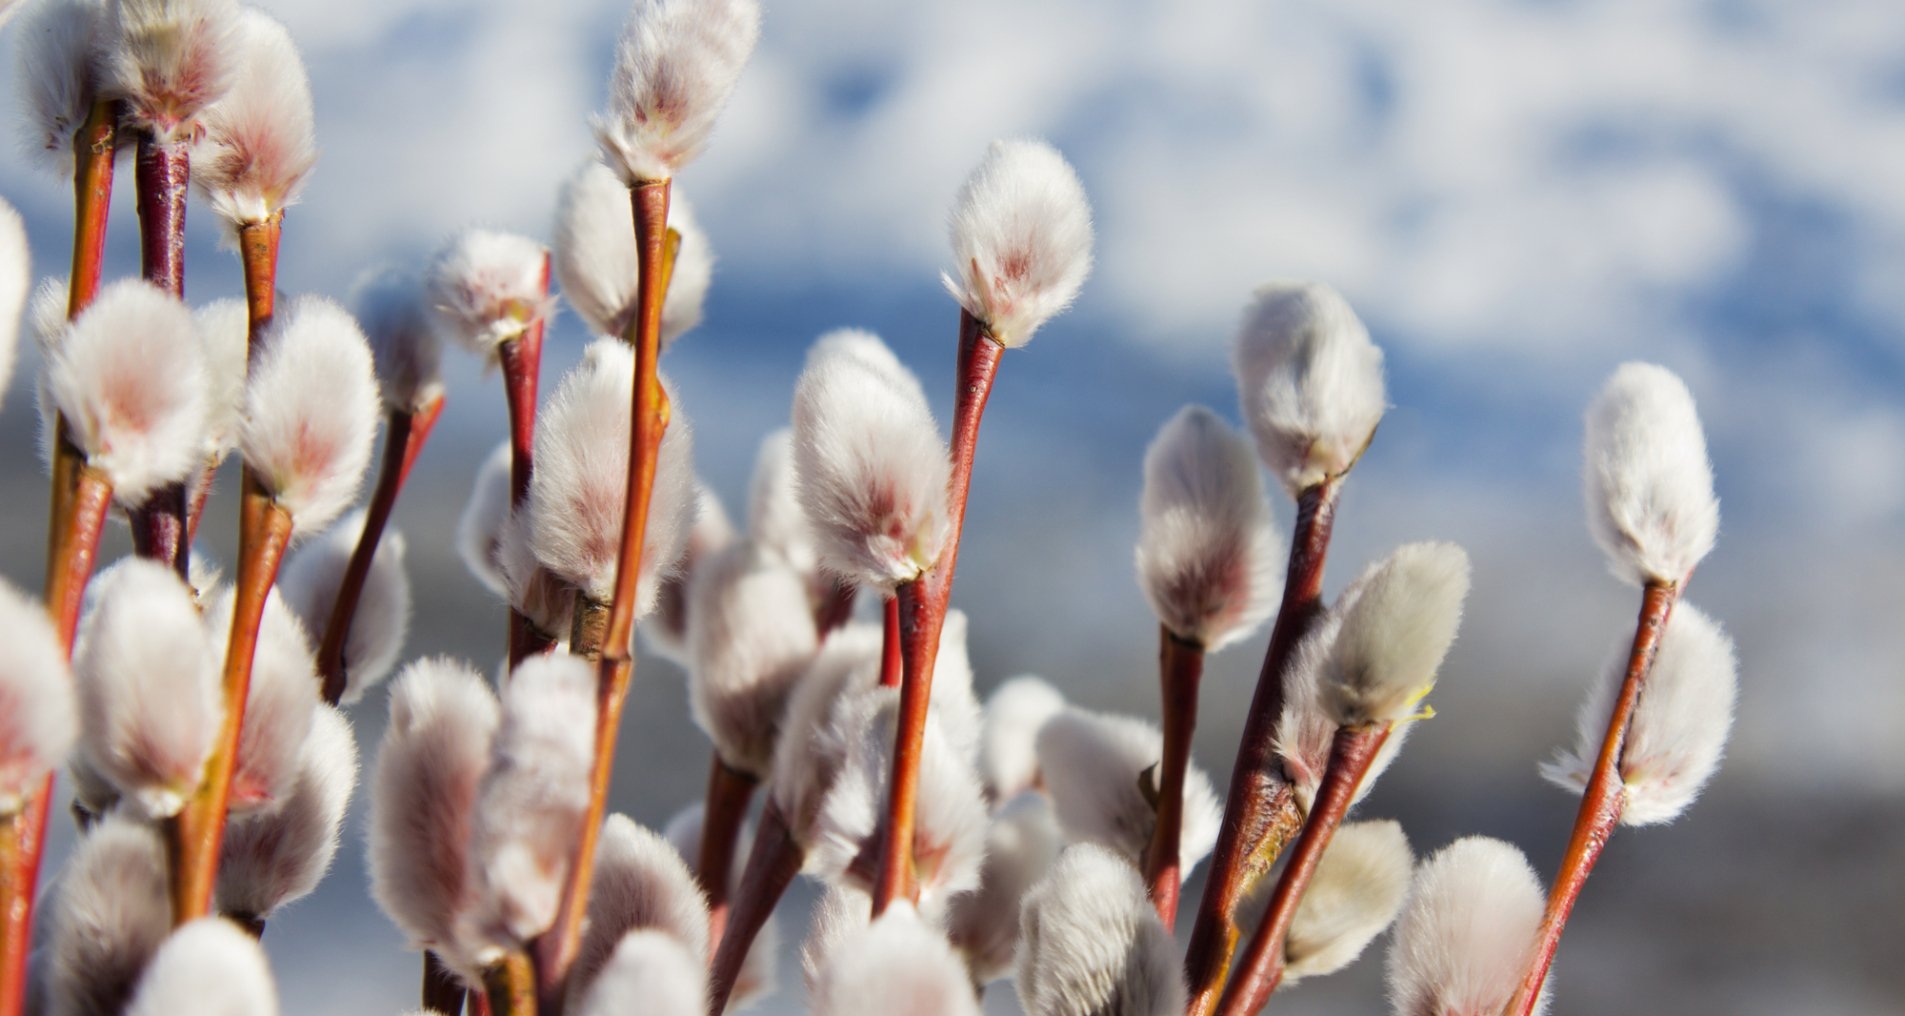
[1143,627,1205,929]
[317,398,445,704]
[696,755,759,950]
[1218,725,1391,1016]
[423,950,469,1016]
[1502,580,1678,1016]
[708,802,802,1016]
[1183,479,1342,1016]
[129,482,191,578]
[135,135,188,297]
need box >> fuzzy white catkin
[15,0,109,174]
[1136,405,1283,652]
[368,658,501,965]
[123,918,279,1016]
[768,624,883,837]
[943,139,1094,347]
[191,6,314,229]
[791,330,951,589]
[465,653,598,950]
[809,691,988,909]
[688,540,820,777]
[1283,819,1413,983]
[206,587,318,814]
[192,298,249,459]
[646,480,737,665]
[570,814,710,1005]
[526,339,697,613]
[50,813,171,1016]
[46,278,209,506]
[747,429,818,579]
[577,931,706,1016]
[799,883,869,999]
[1233,281,1386,495]
[216,705,357,920]
[554,160,713,344]
[73,559,220,818]
[1386,837,1548,1016]
[593,0,762,183]
[812,904,980,1016]
[1582,362,1719,587]
[1273,577,1411,816]
[978,674,1066,803]
[1541,602,1737,826]
[104,0,241,140]
[0,579,75,815]
[424,229,551,357]
[946,793,1063,984]
[1035,707,1221,874]
[1017,843,1186,1016]
[352,266,446,414]
[241,294,380,534]
[457,442,514,597]
[1325,542,1471,729]
[0,198,26,403]
[277,510,414,703]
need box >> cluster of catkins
[0,0,1741,1014]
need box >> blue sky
[2,0,1902,1012]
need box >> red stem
[1143,627,1205,929]
[878,594,902,689]
[317,398,444,704]
[497,261,549,676]
[707,801,802,1016]
[68,100,118,316]
[239,215,282,359]
[533,180,670,1015]
[1218,725,1391,1016]
[1183,479,1342,1016]
[814,578,857,635]
[169,476,294,923]
[1502,580,1678,1016]
[129,481,191,578]
[696,755,759,950]
[868,313,1001,917]
[135,135,188,298]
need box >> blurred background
[3,0,1901,1012]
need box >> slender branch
[238,215,283,355]
[869,313,1002,917]
[68,100,119,316]
[423,950,469,1016]
[317,397,446,704]
[1502,579,1678,1016]
[129,482,191,578]
[496,258,549,678]
[45,463,114,653]
[1143,627,1205,929]
[0,788,52,1016]
[878,594,901,689]
[1183,479,1342,1016]
[482,950,538,1016]
[707,801,802,1016]
[695,755,759,949]
[814,578,856,635]
[169,474,294,923]
[532,179,672,1015]
[1218,725,1392,1016]
[135,135,188,297]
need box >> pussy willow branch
[1218,724,1393,1015]
[870,313,1001,916]
[1501,578,1679,1016]
[696,756,759,949]
[707,800,802,1016]
[1183,478,1342,1016]
[499,255,551,669]
[168,476,294,924]
[1143,628,1205,928]
[531,178,672,1015]
[317,397,446,704]
[128,135,193,575]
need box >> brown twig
[1218,725,1392,1016]
[1183,478,1342,1016]
[531,179,672,1015]
[869,312,1001,917]
[1142,627,1205,929]
[567,596,612,662]
[168,474,294,923]
[707,801,802,1016]
[1501,579,1679,1016]
[696,755,759,949]
[317,397,446,704]
[238,215,282,354]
